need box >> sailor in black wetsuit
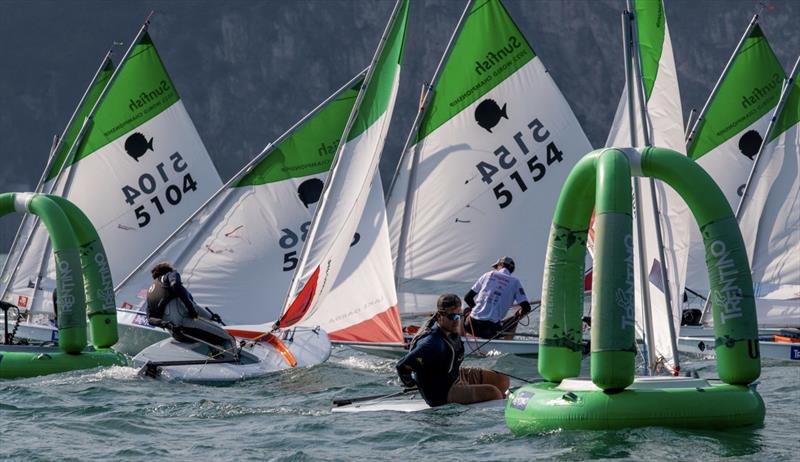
[396,293,509,407]
[146,262,235,352]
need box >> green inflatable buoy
[506,148,764,434]
[0,193,127,379]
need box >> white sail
[738,60,800,329]
[606,0,688,371]
[305,172,402,343]
[277,0,408,330]
[3,29,222,315]
[387,0,592,315]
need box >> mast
[27,13,154,311]
[685,13,760,152]
[0,49,114,304]
[114,70,368,291]
[684,108,696,141]
[390,0,472,287]
[628,0,680,373]
[622,8,655,374]
[281,0,405,319]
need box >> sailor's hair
[151,261,175,280]
[436,293,461,312]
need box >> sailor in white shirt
[464,257,532,340]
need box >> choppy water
[1,347,797,462]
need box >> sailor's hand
[399,373,415,388]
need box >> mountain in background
[0,0,797,248]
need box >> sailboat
[603,0,688,375]
[680,57,800,361]
[1,17,223,344]
[130,0,409,382]
[681,17,786,306]
[384,0,593,357]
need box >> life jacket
[146,273,181,320]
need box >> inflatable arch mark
[0,193,125,379]
[505,148,764,433]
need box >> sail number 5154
[474,118,564,209]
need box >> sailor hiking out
[464,257,532,340]
[146,262,236,354]
[396,294,509,407]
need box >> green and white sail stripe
[738,59,800,328]
[387,0,592,314]
[606,0,687,371]
[684,23,785,299]
[1,54,114,311]
[5,30,222,315]
[279,0,408,329]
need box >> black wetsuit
[146,271,233,350]
[396,324,465,407]
[146,271,197,322]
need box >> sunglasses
[440,312,462,321]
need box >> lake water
[1,346,796,462]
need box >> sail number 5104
[120,152,199,228]
[474,118,564,209]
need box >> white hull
[337,334,540,359]
[113,308,173,356]
[332,390,505,413]
[133,326,331,384]
[678,325,800,362]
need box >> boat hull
[678,326,800,361]
[132,326,330,384]
[337,335,540,359]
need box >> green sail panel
[689,25,785,160]
[416,0,536,142]
[46,59,115,182]
[347,0,408,142]
[235,81,362,187]
[635,0,666,101]
[52,32,181,176]
[770,69,800,141]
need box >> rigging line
[463,303,541,359]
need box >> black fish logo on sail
[124,132,154,161]
[475,99,508,133]
[297,178,324,208]
[737,130,762,161]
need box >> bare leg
[447,367,510,404]
[500,315,519,340]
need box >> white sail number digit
[121,152,199,228]
[474,118,563,209]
